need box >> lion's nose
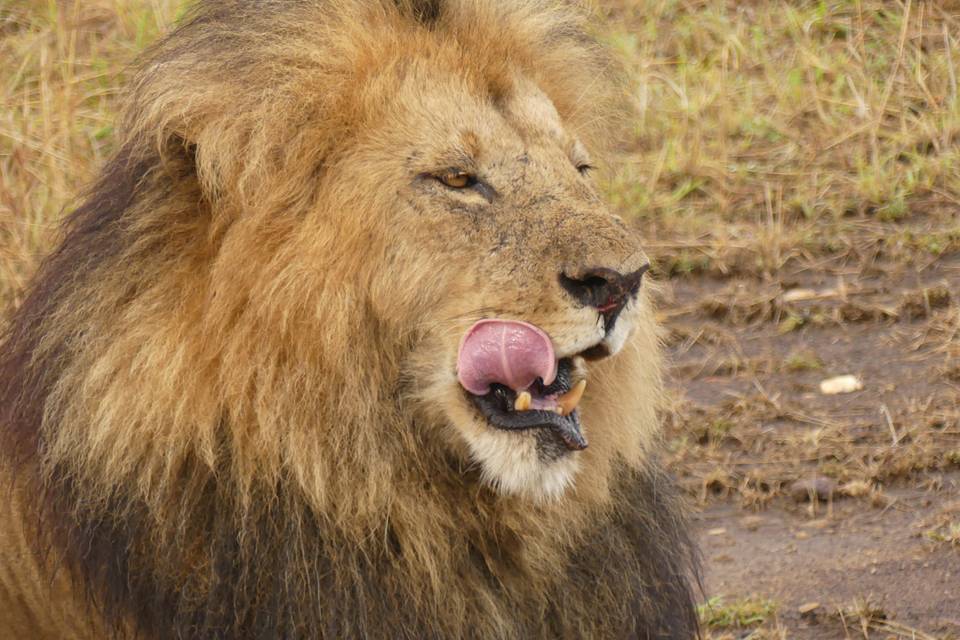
[558,264,649,313]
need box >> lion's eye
[436,171,476,189]
[576,163,594,176]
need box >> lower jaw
[465,359,588,451]
[467,400,587,452]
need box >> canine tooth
[558,379,587,416]
[514,391,532,412]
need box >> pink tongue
[456,319,557,396]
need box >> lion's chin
[462,423,583,502]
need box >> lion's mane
[0,1,699,638]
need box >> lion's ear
[121,62,330,212]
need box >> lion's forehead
[502,82,567,142]
[396,69,570,154]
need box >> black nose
[558,264,649,313]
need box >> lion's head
[361,49,659,501]
[0,1,696,638]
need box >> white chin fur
[464,427,581,502]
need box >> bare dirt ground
[698,481,960,638]
[657,256,960,637]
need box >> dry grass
[601,0,959,279]
[635,2,960,505]
[658,272,959,507]
[663,375,960,508]
[837,598,947,640]
[923,498,960,548]
[0,0,185,306]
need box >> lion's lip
[465,358,588,451]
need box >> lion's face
[310,68,651,501]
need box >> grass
[924,499,960,548]
[600,0,959,279]
[925,522,960,547]
[699,596,785,640]
[0,0,186,306]
[663,291,959,509]
[699,595,778,628]
[837,598,946,640]
[782,348,823,372]
[3,1,957,301]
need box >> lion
[0,1,700,638]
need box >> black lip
[466,359,588,451]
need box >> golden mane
[0,1,699,638]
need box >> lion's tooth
[514,391,532,412]
[557,379,587,416]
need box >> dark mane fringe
[0,140,193,634]
[0,145,155,467]
[39,456,700,638]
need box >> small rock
[706,527,727,536]
[790,477,837,502]
[819,374,863,395]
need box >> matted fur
[0,1,700,638]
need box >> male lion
[0,1,699,638]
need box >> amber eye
[437,171,475,189]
